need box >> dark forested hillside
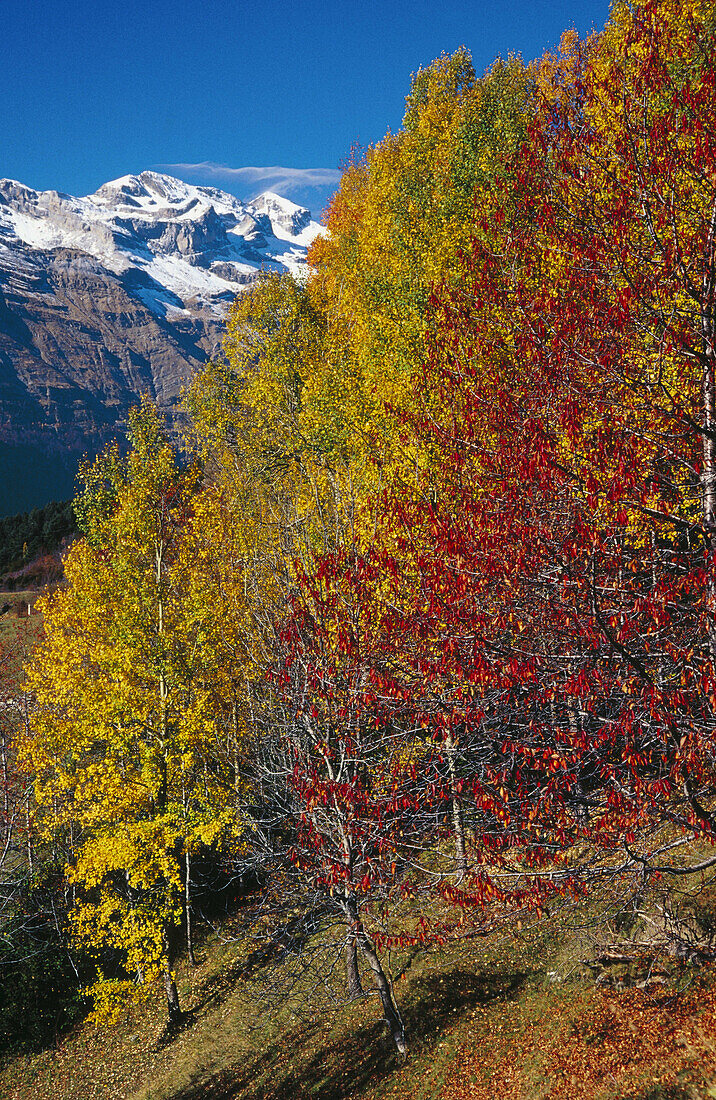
[0,499,77,582]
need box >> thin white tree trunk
[185,847,196,966]
[162,927,182,1025]
[446,732,467,879]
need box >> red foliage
[277,0,716,944]
[377,0,716,888]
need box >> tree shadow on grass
[626,1088,696,1100]
[166,964,532,1100]
[187,959,247,1017]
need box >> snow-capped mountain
[0,172,325,515]
[0,171,323,318]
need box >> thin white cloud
[157,161,342,198]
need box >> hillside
[2,901,716,1100]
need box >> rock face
[0,172,324,515]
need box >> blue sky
[4,0,610,217]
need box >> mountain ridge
[0,171,324,514]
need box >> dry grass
[0,591,44,675]
[2,897,716,1100]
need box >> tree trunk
[566,702,588,826]
[185,847,196,966]
[0,727,8,825]
[343,893,363,998]
[162,927,182,1025]
[22,696,34,877]
[345,931,363,998]
[356,930,407,1055]
[445,732,467,879]
[164,967,182,1025]
[25,799,34,877]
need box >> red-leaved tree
[374,0,716,926]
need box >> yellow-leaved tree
[308,49,535,467]
[21,401,239,1026]
[186,271,366,569]
[186,52,538,591]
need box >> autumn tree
[310,48,534,449]
[364,0,716,933]
[21,401,238,1025]
[247,551,429,1055]
[480,0,716,873]
[0,601,86,1055]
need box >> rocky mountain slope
[0,171,324,514]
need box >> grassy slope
[2,899,716,1100]
[0,590,45,698]
[0,593,44,650]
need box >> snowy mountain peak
[0,171,325,319]
[92,171,225,212]
[0,172,329,512]
[251,191,312,236]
